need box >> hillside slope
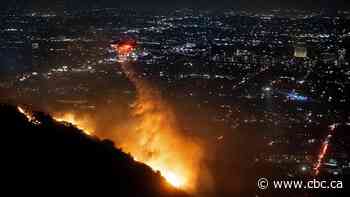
[0,104,189,196]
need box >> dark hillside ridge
[0,104,189,196]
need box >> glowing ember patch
[118,44,134,54]
[17,106,25,114]
[53,113,94,136]
[17,106,41,125]
[111,43,136,56]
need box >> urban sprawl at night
[1,1,350,196]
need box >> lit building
[294,46,307,58]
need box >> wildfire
[53,113,94,136]
[51,103,201,191]
[45,42,203,191]
[110,43,203,191]
[111,40,136,56]
[17,106,41,125]
[114,71,202,190]
[164,171,184,188]
[116,44,134,55]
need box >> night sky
[1,0,349,11]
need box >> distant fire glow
[111,41,137,62]
[17,106,41,125]
[116,44,134,54]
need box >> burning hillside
[112,43,204,191]
[1,104,190,196]
[54,112,95,136]
[51,41,205,192]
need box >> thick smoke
[113,61,206,192]
[52,59,211,193]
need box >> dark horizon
[1,0,349,12]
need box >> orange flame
[118,64,202,191]
[17,106,41,125]
[111,42,135,56]
[118,44,134,54]
[53,113,94,136]
[109,44,203,191]
[49,44,204,191]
